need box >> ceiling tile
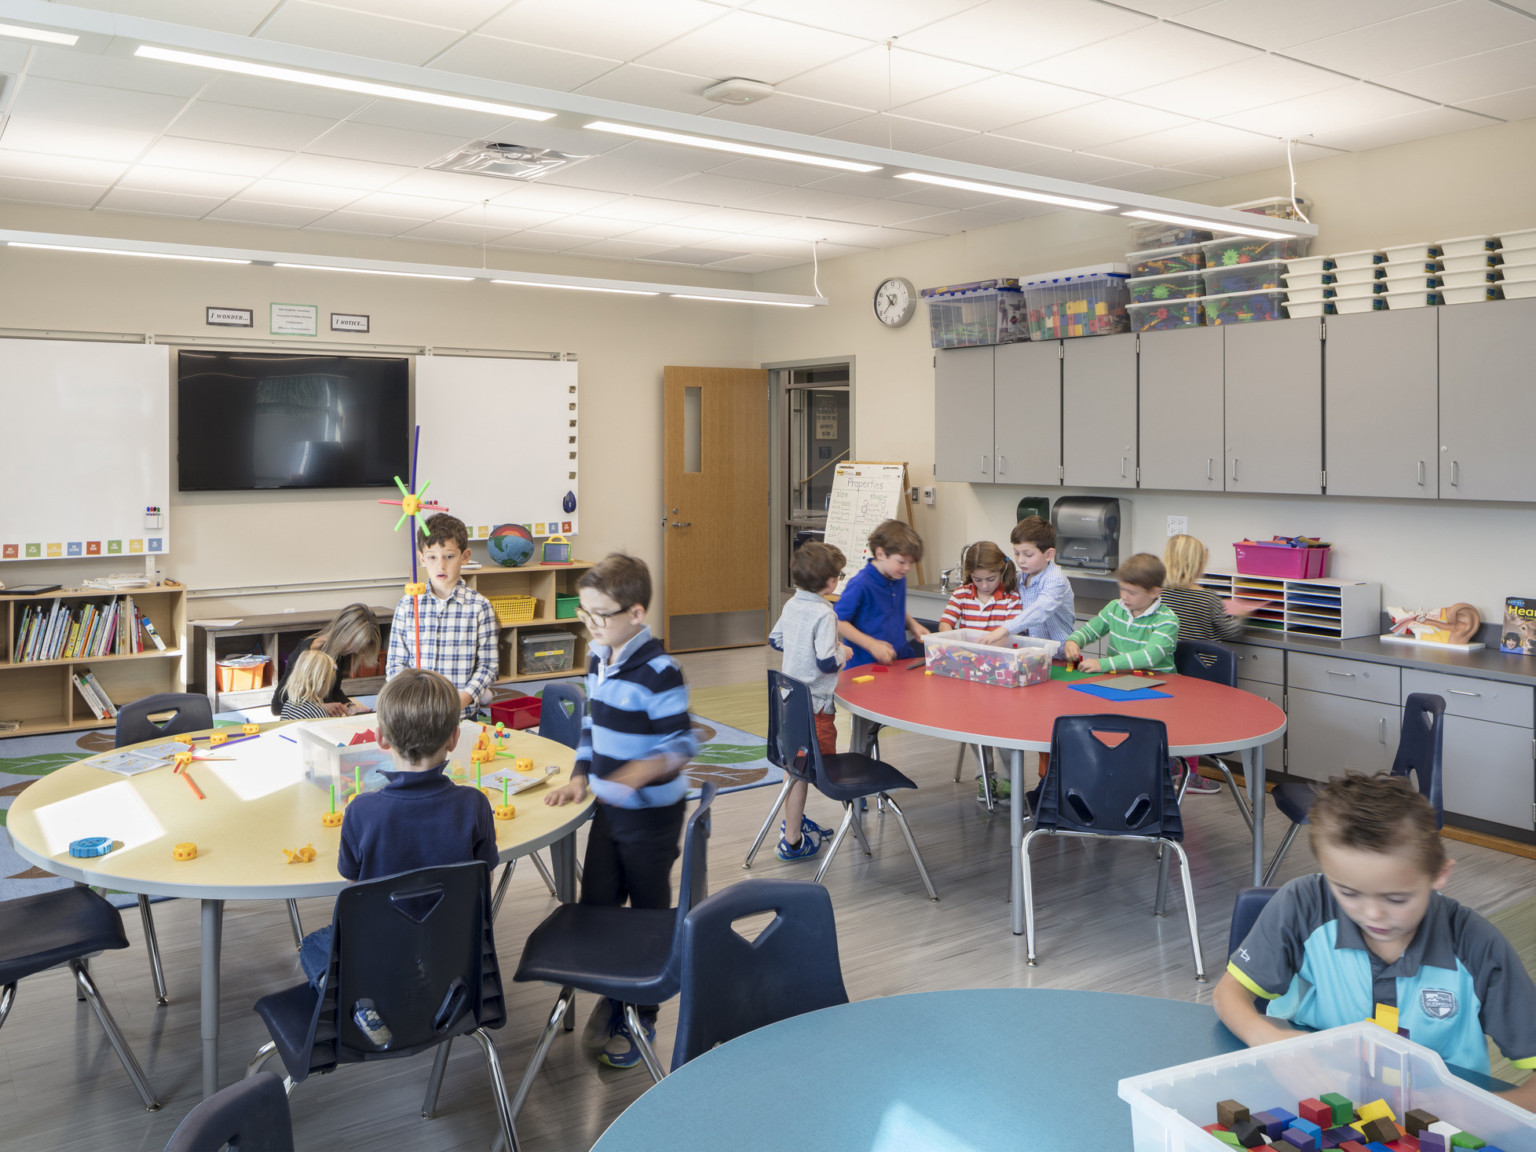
[10,77,187,132]
[477,0,723,60]
[235,178,367,209]
[919,132,1079,169]
[1380,40,1536,105]
[535,151,703,193]
[1001,100,1191,150]
[746,186,872,218]
[743,0,986,38]
[703,94,868,135]
[572,64,719,114]
[23,45,210,98]
[431,34,622,90]
[636,11,868,86]
[703,253,804,272]
[346,101,519,138]
[383,169,520,201]
[490,183,623,212]
[697,157,830,186]
[532,214,648,238]
[1110,0,1224,14]
[617,222,732,246]
[563,237,676,258]
[395,219,516,244]
[1127,54,1355,119]
[1283,1,1536,78]
[585,195,716,223]
[1091,120,1274,167]
[117,164,254,197]
[257,1,466,66]
[0,174,106,207]
[0,118,162,162]
[655,172,795,204]
[267,153,419,190]
[305,210,421,236]
[142,137,295,177]
[1304,105,1499,152]
[488,230,588,251]
[1017,21,1259,95]
[0,150,127,184]
[199,74,371,119]
[778,46,990,109]
[887,183,1001,209]
[637,245,748,265]
[340,191,470,220]
[894,207,1024,234]
[1457,85,1536,120]
[303,121,472,167]
[95,187,224,217]
[0,41,28,72]
[205,200,336,227]
[168,101,335,152]
[73,0,278,35]
[894,75,1098,132]
[897,0,1152,72]
[671,205,801,231]
[1009,150,1151,183]
[817,114,972,152]
[319,0,514,30]
[443,203,565,228]
[1216,82,1434,136]
[1138,138,1338,179]
[1172,0,1448,52]
[1092,166,1218,193]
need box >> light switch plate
[1167,515,1187,537]
[922,487,936,505]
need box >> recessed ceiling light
[273,262,474,281]
[134,45,554,121]
[669,294,816,307]
[8,241,249,264]
[585,121,880,174]
[894,172,1117,212]
[1121,209,1294,241]
[703,78,775,106]
[0,22,78,46]
[431,142,590,181]
[492,279,659,296]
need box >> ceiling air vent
[429,141,590,181]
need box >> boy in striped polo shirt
[1062,553,1178,674]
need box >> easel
[825,460,925,588]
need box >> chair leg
[509,987,574,1120]
[468,1027,521,1152]
[70,959,160,1111]
[953,742,967,782]
[979,747,996,812]
[529,852,559,898]
[286,899,304,951]
[812,804,857,885]
[247,1040,279,1079]
[0,982,13,1030]
[422,1036,452,1119]
[492,860,517,921]
[848,805,873,857]
[1155,841,1172,917]
[138,895,169,1005]
[881,794,938,901]
[1163,838,1207,982]
[1216,757,1255,832]
[622,1004,666,1084]
[742,778,793,869]
[1021,828,1044,965]
[1262,822,1302,886]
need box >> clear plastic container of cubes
[1202,259,1289,296]
[1021,265,1131,339]
[922,630,1058,688]
[1118,1022,1536,1152]
[1202,289,1288,325]
[1129,271,1205,304]
[1128,244,1207,278]
[295,715,482,794]
[920,279,1028,348]
[520,630,577,676]
[1128,299,1206,332]
[1203,236,1313,269]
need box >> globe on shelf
[487,523,535,568]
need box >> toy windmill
[377,425,447,668]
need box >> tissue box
[923,629,1057,688]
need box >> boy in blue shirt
[836,519,928,667]
[544,552,696,1069]
[385,513,498,719]
[1216,773,1536,1111]
[982,516,1075,645]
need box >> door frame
[766,355,857,621]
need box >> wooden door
[663,366,770,652]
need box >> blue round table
[593,989,1244,1150]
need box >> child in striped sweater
[1062,553,1179,674]
[939,541,1021,633]
[279,650,337,722]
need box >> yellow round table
[6,720,593,1096]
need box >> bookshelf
[0,582,187,736]
[467,561,591,686]
[1196,571,1381,639]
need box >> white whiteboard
[413,357,578,541]
[824,462,907,594]
[0,339,170,563]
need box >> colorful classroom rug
[1486,894,1536,1085]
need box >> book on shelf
[1502,597,1536,655]
[72,672,110,721]
[141,613,167,651]
[79,668,118,717]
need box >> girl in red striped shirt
[939,541,1022,633]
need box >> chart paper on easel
[823,462,907,595]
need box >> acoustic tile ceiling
[0,0,1530,274]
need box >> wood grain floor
[4,644,1532,1151]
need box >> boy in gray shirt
[768,541,851,860]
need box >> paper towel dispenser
[1052,497,1121,572]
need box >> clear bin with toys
[1201,259,1289,296]
[1128,243,1207,278]
[1201,289,1287,325]
[294,714,482,795]
[1128,298,1206,332]
[922,629,1058,688]
[921,279,1029,348]
[1118,1022,1536,1152]
[1021,265,1131,340]
[1203,236,1312,269]
[1129,270,1205,304]
[519,631,577,676]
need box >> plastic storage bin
[1127,243,1206,278]
[296,715,481,793]
[1130,221,1212,250]
[519,630,576,676]
[1440,253,1498,274]
[1202,235,1311,268]
[1438,235,1498,258]
[922,629,1057,688]
[1331,250,1384,271]
[1442,285,1498,304]
[1118,1022,1536,1152]
[216,655,268,692]
[1201,289,1286,325]
[1128,299,1205,331]
[1128,270,1205,304]
[1502,263,1536,284]
[1502,248,1536,270]
[1381,243,1441,263]
[1440,269,1497,290]
[1201,259,1287,296]
[1384,290,1442,309]
[1381,268,1439,288]
[1282,270,1334,290]
[1334,296,1386,314]
[1021,265,1131,339]
[489,695,542,729]
[1224,195,1312,222]
[1233,539,1330,578]
[1284,285,1333,305]
[921,279,1028,348]
[1285,256,1334,276]
[1284,300,1332,318]
[555,594,578,620]
[1503,280,1536,299]
[488,594,539,625]
[1500,226,1536,252]
[1332,266,1385,287]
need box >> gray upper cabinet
[1062,332,1136,488]
[1324,309,1439,499]
[994,341,1061,487]
[933,345,993,484]
[1138,326,1224,491]
[1224,318,1323,494]
[1439,298,1536,502]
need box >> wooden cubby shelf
[467,561,592,687]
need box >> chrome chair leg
[623,1003,666,1084]
[247,1040,278,1078]
[742,778,793,869]
[509,986,573,1119]
[469,1027,522,1152]
[848,805,873,857]
[422,1036,452,1118]
[953,742,967,782]
[1154,841,1172,917]
[286,899,304,951]
[1021,828,1045,965]
[1215,757,1254,832]
[0,982,14,1030]
[1165,838,1207,981]
[138,895,169,1005]
[813,805,858,885]
[529,853,559,898]
[882,794,938,901]
[71,959,160,1110]
[492,860,517,921]
[1262,822,1303,886]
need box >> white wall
[751,117,1536,628]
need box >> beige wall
[752,117,1536,626]
[0,202,758,621]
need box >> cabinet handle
[998,454,1006,475]
[1447,688,1481,697]
[1417,460,1426,486]
[1206,458,1214,481]
[1451,460,1460,487]
[1325,669,1356,678]
[1379,717,1386,744]
[981,454,989,474]
[1231,458,1239,482]
[1120,456,1128,478]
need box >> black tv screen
[178,350,409,491]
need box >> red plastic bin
[489,696,542,730]
[1233,540,1331,579]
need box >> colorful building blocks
[1324,1126,1364,1148]
[1300,1099,1334,1128]
[1321,1095,1355,1128]
[1405,1112,1440,1137]
[1282,1128,1318,1152]
[1257,1109,1299,1139]
[1232,1118,1268,1147]
[1359,1101,1398,1125]
[1362,1120,1401,1144]
[1293,1119,1324,1141]
[1218,1101,1251,1128]
[1418,1133,1447,1152]
[1450,1135,1485,1149]
[1339,1141,1369,1152]
[172,842,197,861]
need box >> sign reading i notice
[270,303,318,336]
[331,312,370,333]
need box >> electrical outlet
[1167,515,1188,537]
[909,486,920,503]
[922,486,936,505]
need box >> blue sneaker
[776,816,833,861]
[352,998,393,1049]
[599,1008,656,1070]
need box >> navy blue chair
[1227,887,1279,1010]
[744,671,937,900]
[538,681,585,750]
[163,1071,291,1151]
[1174,641,1254,815]
[0,886,159,1109]
[510,784,717,1103]
[1022,714,1205,980]
[670,878,848,1072]
[1262,693,1446,885]
[249,861,518,1151]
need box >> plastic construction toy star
[378,476,446,538]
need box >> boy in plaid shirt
[385,513,498,718]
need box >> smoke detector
[703,78,775,105]
[429,141,590,181]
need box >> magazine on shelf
[1502,597,1536,655]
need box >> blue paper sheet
[1069,683,1172,702]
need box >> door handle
[1417,460,1426,486]
[1120,456,1127,478]
[1231,458,1239,483]
[998,454,1006,475]
[1379,717,1386,744]
[670,521,691,528]
[981,454,989,474]
[1450,460,1460,487]
[1206,458,1213,481]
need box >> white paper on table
[480,763,561,796]
[207,733,307,801]
[34,780,166,857]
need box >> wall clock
[873,276,916,327]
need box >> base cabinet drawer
[1288,652,1399,705]
[1403,669,1534,728]
[1230,643,1283,686]
[1285,688,1400,782]
[1441,715,1536,832]
[1238,678,1282,710]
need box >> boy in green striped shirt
[1062,553,1178,674]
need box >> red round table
[833,664,1287,933]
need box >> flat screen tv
[178,350,409,491]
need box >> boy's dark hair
[868,518,923,562]
[1010,516,1055,552]
[1310,772,1446,877]
[579,552,652,611]
[377,667,461,765]
[420,513,469,552]
[1115,553,1165,591]
[790,540,845,593]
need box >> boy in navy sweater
[544,552,697,1069]
[835,518,929,667]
